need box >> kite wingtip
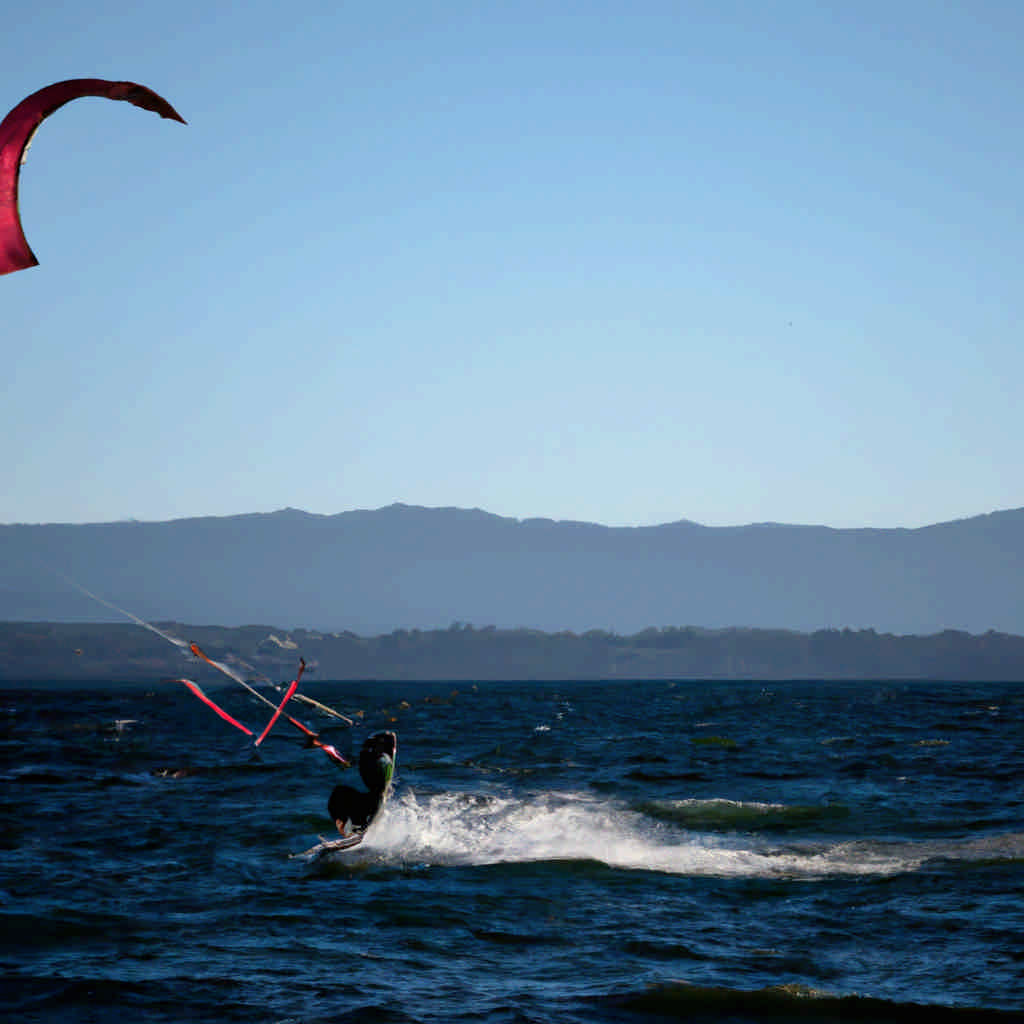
[0,253,40,277]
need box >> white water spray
[342,788,1015,879]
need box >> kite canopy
[0,78,186,276]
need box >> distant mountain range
[1,504,1022,635]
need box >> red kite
[0,79,186,275]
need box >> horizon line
[3,500,1023,533]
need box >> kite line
[62,577,350,765]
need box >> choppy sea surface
[2,678,1023,1023]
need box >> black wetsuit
[327,731,396,833]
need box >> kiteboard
[291,832,367,860]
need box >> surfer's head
[358,731,397,795]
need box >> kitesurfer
[328,731,397,836]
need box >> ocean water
[2,678,1023,1023]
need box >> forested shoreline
[3,620,1023,684]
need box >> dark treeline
[2,621,1024,685]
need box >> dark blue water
[3,679,1023,1022]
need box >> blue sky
[3,1,1021,529]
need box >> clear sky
[3,1,1021,529]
